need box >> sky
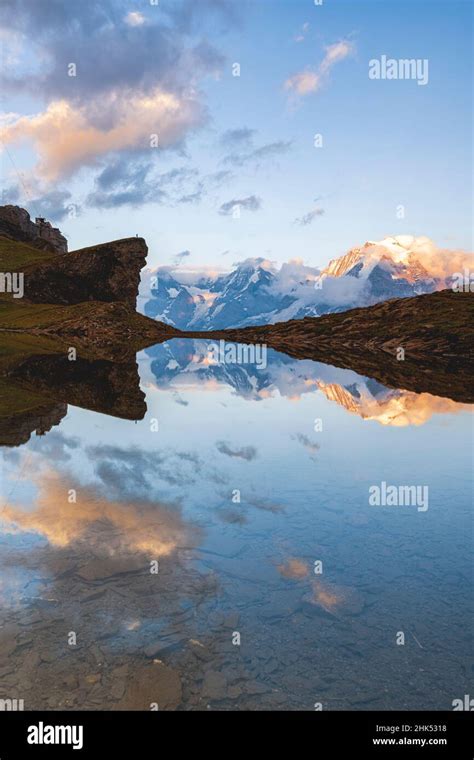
[0,0,472,272]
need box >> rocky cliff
[0,205,67,254]
[23,238,148,309]
[0,398,67,447]
[0,205,149,309]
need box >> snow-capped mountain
[143,270,197,326]
[143,259,298,329]
[321,235,437,296]
[142,235,471,329]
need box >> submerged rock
[201,670,228,700]
[116,662,182,710]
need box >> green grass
[0,331,67,368]
[0,299,158,334]
[0,376,52,418]
[0,298,165,364]
[0,300,99,329]
[0,235,57,270]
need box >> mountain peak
[321,235,441,284]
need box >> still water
[0,339,472,710]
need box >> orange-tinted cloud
[310,580,344,612]
[277,558,309,579]
[1,89,205,181]
[0,466,193,557]
[284,40,354,99]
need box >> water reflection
[144,339,472,426]
[1,459,194,556]
[0,337,472,710]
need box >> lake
[0,339,472,710]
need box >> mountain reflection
[144,339,471,427]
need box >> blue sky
[1,0,472,270]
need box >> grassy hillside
[0,230,179,361]
[0,235,57,270]
[0,376,54,418]
[0,300,116,330]
[211,289,473,357]
[0,299,180,362]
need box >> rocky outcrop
[0,400,67,447]
[0,336,162,445]
[23,238,148,308]
[0,205,148,308]
[0,205,67,254]
[8,354,147,421]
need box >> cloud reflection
[1,463,195,558]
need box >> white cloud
[320,41,354,73]
[383,235,474,284]
[294,206,325,226]
[284,40,355,99]
[294,21,310,43]
[284,70,320,97]
[125,11,146,27]
[218,195,262,215]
